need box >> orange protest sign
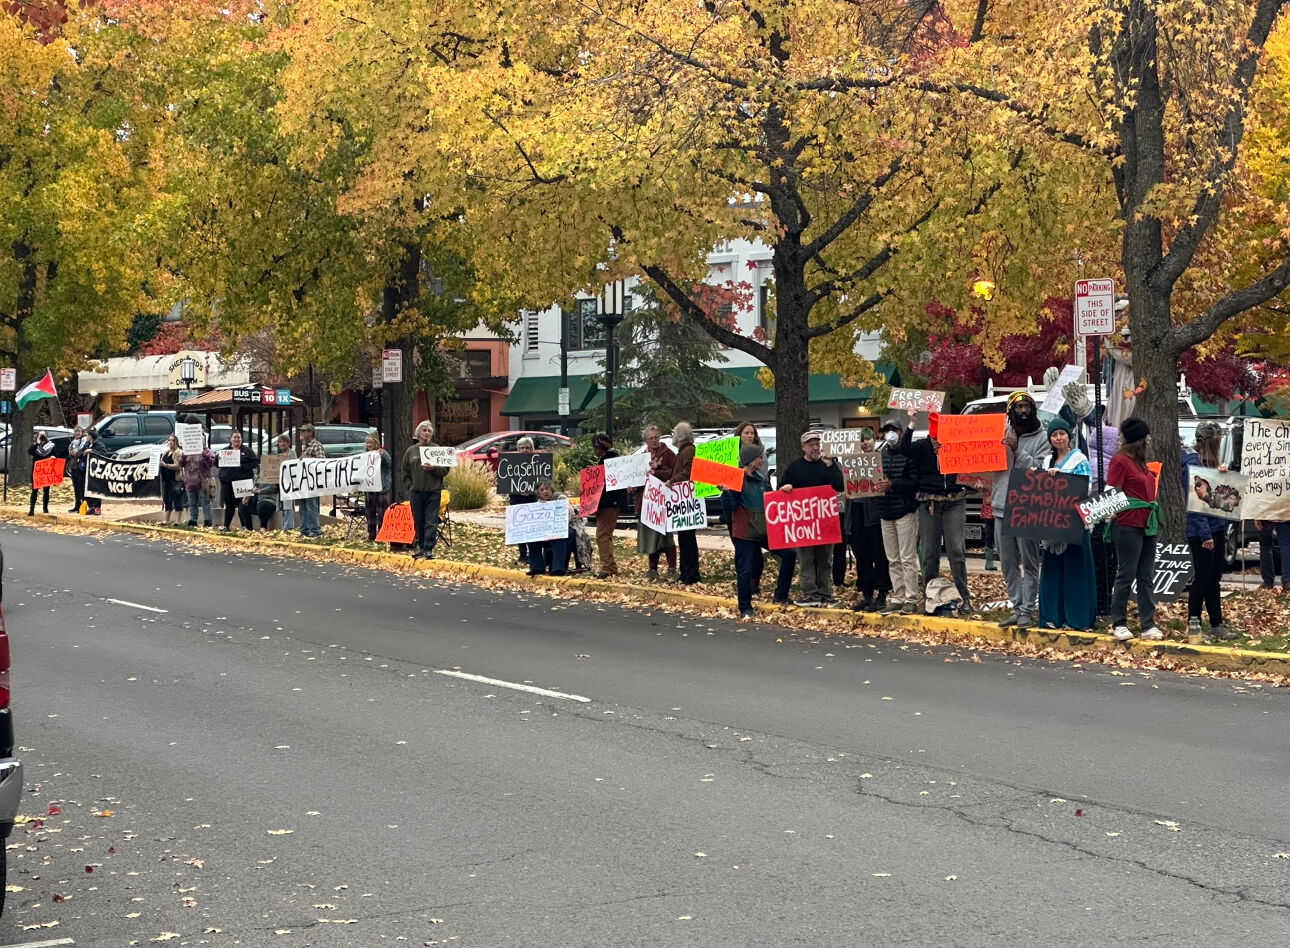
[1147,461,1162,488]
[33,457,65,489]
[938,439,1008,474]
[691,456,744,492]
[935,414,1007,443]
[375,502,417,543]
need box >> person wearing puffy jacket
[874,422,920,614]
[1183,421,1232,640]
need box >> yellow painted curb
[6,509,1287,678]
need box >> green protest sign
[693,437,739,498]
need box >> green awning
[501,376,600,416]
[714,364,897,407]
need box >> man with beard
[993,391,1051,629]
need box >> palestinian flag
[15,369,57,410]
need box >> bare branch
[1172,255,1290,351]
[640,264,774,365]
[803,156,904,261]
[807,290,888,338]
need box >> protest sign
[579,466,605,517]
[419,446,458,468]
[604,452,651,490]
[934,414,1007,443]
[1078,487,1130,526]
[176,423,204,455]
[1039,365,1085,414]
[218,449,240,468]
[279,451,383,501]
[663,480,707,532]
[937,439,1008,474]
[638,475,670,533]
[765,485,842,550]
[1132,542,1192,603]
[1240,419,1290,520]
[1186,466,1249,522]
[841,453,884,499]
[956,472,994,492]
[33,457,64,489]
[1000,468,1088,545]
[504,498,570,544]
[85,454,162,499]
[496,452,553,495]
[888,387,946,413]
[258,453,285,486]
[232,479,257,499]
[819,429,871,455]
[691,456,744,493]
[146,446,164,478]
[376,503,417,543]
[693,437,739,498]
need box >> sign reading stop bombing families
[639,475,706,533]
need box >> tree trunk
[382,239,422,503]
[772,309,811,470]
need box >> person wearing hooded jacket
[874,421,920,614]
[898,407,972,613]
[727,442,771,618]
[1036,418,1097,630]
[1183,421,1233,640]
[994,391,1050,629]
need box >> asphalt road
[0,522,1288,946]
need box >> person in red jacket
[1107,417,1161,641]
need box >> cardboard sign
[934,414,1007,443]
[504,498,570,544]
[1078,487,1130,525]
[956,472,994,492]
[85,454,162,499]
[176,423,205,455]
[765,485,843,550]
[662,480,706,532]
[937,439,1008,474]
[999,468,1088,544]
[279,451,383,501]
[1132,542,1192,603]
[1040,365,1085,414]
[638,475,670,533]
[218,449,241,468]
[419,446,458,468]
[691,456,744,493]
[259,453,285,486]
[693,437,739,498]
[888,387,946,413]
[232,479,257,499]
[376,502,417,544]
[496,452,553,495]
[33,457,65,489]
[841,453,884,499]
[604,452,651,489]
[1240,419,1290,520]
[1186,465,1249,522]
[579,466,605,517]
[819,429,872,454]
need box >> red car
[455,431,574,470]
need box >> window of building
[560,299,604,351]
[758,284,775,339]
[456,350,492,380]
[525,311,540,354]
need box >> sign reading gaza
[279,451,383,501]
[496,452,554,495]
[85,455,163,499]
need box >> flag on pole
[15,369,57,410]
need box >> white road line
[104,598,168,614]
[9,938,76,948]
[435,670,591,703]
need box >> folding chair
[437,490,453,549]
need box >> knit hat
[1047,418,1073,440]
[739,443,765,467]
[879,420,902,434]
[1120,417,1150,444]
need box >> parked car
[0,605,23,914]
[267,424,377,459]
[93,409,180,455]
[0,425,74,472]
[455,431,575,469]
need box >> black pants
[771,548,796,602]
[365,491,390,542]
[73,466,86,511]
[733,538,764,612]
[677,529,700,584]
[220,481,243,528]
[1187,530,1225,626]
[1091,530,1117,617]
[1110,524,1155,630]
[28,486,49,513]
[410,489,442,555]
[854,522,891,597]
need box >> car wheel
[1223,523,1239,572]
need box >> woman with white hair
[667,421,702,585]
[635,424,678,579]
[509,436,539,566]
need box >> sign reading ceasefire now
[764,485,842,550]
[931,413,1007,474]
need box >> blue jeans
[187,487,212,524]
[1259,521,1290,588]
[732,538,764,613]
[532,537,570,575]
[280,500,295,531]
[298,497,321,536]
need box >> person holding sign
[1183,423,1232,640]
[899,409,972,614]
[217,432,258,531]
[667,422,702,586]
[1036,419,1097,631]
[728,443,771,618]
[180,432,216,527]
[27,431,56,516]
[875,421,920,614]
[296,424,326,537]
[779,430,844,606]
[159,434,184,524]
[527,479,578,576]
[399,421,450,559]
[994,392,1049,630]
[635,424,678,578]
[1108,418,1162,641]
[67,425,89,512]
[841,430,891,612]
[363,433,393,542]
[590,434,628,578]
[509,436,539,567]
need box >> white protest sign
[279,450,383,501]
[176,423,205,455]
[662,480,706,532]
[1185,465,1249,522]
[1077,487,1130,526]
[146,445,164,478]
[419,446,458,468]
[1040,364,1085,414]
[504,498,570,544]
[1240,418,1290,520]
[232,479,257,499]
[604,452,651,489]
[639,475,669,533]
[219,449,240,468]
[888,387,945,413]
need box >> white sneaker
[1112,626,1133,641]
[1140,627,1164,641]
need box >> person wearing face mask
[871,421,920,614]
[841,429,891,611]
[993,392,1050,630]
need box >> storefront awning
[501,377,600,416]
[77,351,251,395]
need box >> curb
[7,509,1288,680]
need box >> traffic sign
[558,386,570,416]
[276,389,292,406]
[0,368,14,392]
[382,349,403,383]
[1075,278,1116,335]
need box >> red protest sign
[764,485,842,550]
[580,465,605,517]
[691,456,744,493]
[935,414,1007,443]
[938,439,1007,474]
[375,503,417,543]
[33,457,65,490]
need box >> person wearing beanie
[1036,417,1097,631]
[1183,421,1233,640]
[727,442,770,618]
[1107,417,1161,641]
[590,433,627,578]
[994,391,1050,630]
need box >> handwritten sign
[579,466,605,517]
[376,503,417,543]
[419,446,458,468]
[691,456,744,493]
[33,457,65,489]
[146,446,164,478]
[934,413,1007,443]
[937,439,1008,474]
[889,387,946,413]
[279,451,383,501]
[765,485,842,550]
[176,423,204,454]
[604,452,651,489]
[693,437,739,498]
[496,452,553,495]
[638,475,670,533]
[1240,419,1290,520]
[218,449,240,468]
[1078,487,1130,525]
[232,479,257,499]
[1040,365,1084,414]
[819,429,871,454]
[259,453,285,486]
[1186,465,1249,522]
[999,468,1088,544]
[1132,542,1192,603]
[504,498,570,544]
[841,453,884,499]
[663,480,706,532]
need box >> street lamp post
[596,280,626,440]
